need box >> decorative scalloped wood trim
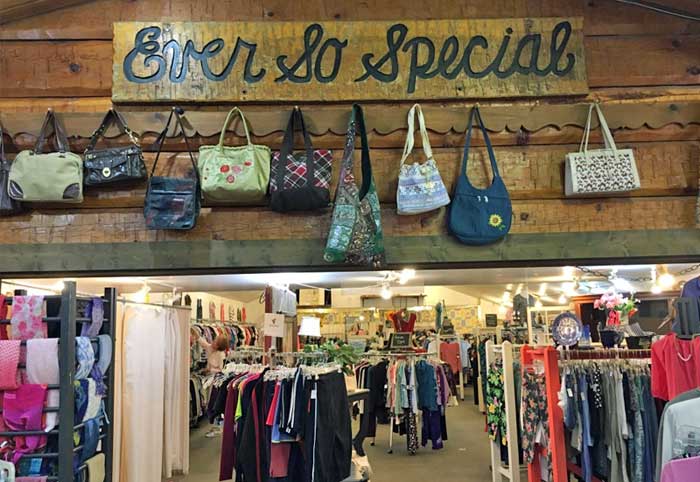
[1,95,699,139]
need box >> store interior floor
[169,391,493,482]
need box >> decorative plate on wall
[552,311,583,347]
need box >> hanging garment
[486,361,506,446]
[80,298,104,337]
[25,338,59,431]
[75,337,95,380]
[3,384,48,463]
[651,334,700,401]
[0,339,21,389]
[10,296,46,340]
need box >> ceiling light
[562,282,576,296]
[380,284,393,300]
[558,294,568,305]
[534,300,543,309]
[611,276,635,293]
[658,273,675,289]
[398,268,416,285]
[498,305,507,315]
[502,291,512,302]
[359,315,365,321]
[651,284,662,295]
[506,284,513,291]
[51,280,65,292]
[538,283,547,296]
[563,266,576,279]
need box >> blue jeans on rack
[578,373,593,482]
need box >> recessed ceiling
[3,263,696,302]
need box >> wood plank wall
[0,0,698,269]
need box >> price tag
[567,388,574,398]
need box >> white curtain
[163,307,190,477]
[112,302,189,482]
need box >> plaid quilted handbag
[143,108,200,230]
[270,108,332,212]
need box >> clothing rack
[0,282,116,482]
[485,341,522,482]
[520,345,652,482]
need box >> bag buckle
[102,167,111,178]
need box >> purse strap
[218,107,252,149]
[354,104,372,200]
[580,103,618,153]
[151,107,199,181]
[87,109,139,152]
[461,105,500,182]
[34,109,71,154]
[277,107,316,189]
[0,122,5,162]
[400,104,434,166]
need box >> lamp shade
[298,316,321,337]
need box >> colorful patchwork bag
[324,104,385,267]
[448,106,512,245]
[270,108,332,212]
[396,104,450,215]
[143,107,200,231]
[198,108,271,204]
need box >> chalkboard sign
[485,314,498,327]
[389,332,412,350]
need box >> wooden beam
[0,196,694,245]
[1,0,698,40]
[2,229,700,275]
[0,0,93,25]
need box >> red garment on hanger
[440,342,461,375]
[388,310,416,333]
[651,333,700,401]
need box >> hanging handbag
[396,104,450,215]
[143,107,200,231]
[198,107,271,204]
[448,106,512,245]
[8,110,83,203]
[270,108,332,212]
[0,125,25,215]
[324,104,385,267]
[83,109,147,186]
[565,103,640,196]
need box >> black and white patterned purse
[565,103,640,196]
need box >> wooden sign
[112,19,587,103]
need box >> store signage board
[485,314,499,327]
[264,313,285,338]
[389,332,412,350]
[112,18,587,102]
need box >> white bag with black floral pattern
[565,103,640,197]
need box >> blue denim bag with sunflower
[448,106,512,245]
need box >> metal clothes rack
[520,345,652,482]
[0,282,116,482]
[485,341,523,482]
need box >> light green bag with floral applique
[198,108,271,205]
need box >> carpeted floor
[169,391,494,482]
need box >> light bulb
[658,273,675,289]
[52,280,65,292]
[359,315,365,321]
[558,294,568,305]
[563,266,576,279]
[538,283,548,296]
[380,285,393,300]
[611,276,635,294]
[535,300,543,309]
[502,291,512,302]
[398,268,416,285]
[498,305,507,315]
[651,284,662,295]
